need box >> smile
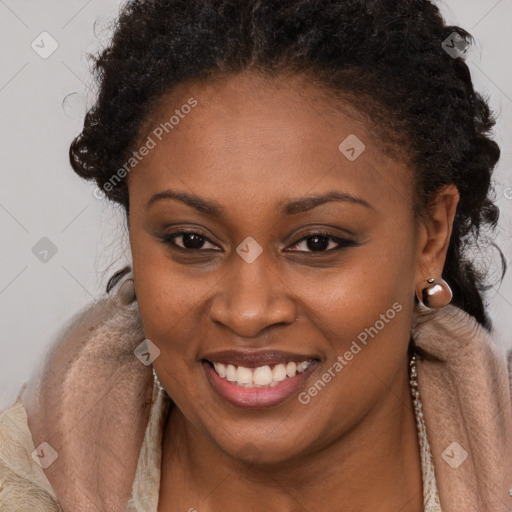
[210,360,313,387]
[202,358,319,409]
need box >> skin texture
[127,71,459,512]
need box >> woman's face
[128,72,430,463]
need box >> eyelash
[160,230,357,254]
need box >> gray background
[1,0,511,410]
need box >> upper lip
[201,349,320,368]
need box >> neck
[158,357,424,512]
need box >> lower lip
[202,361,318,409]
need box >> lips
[201,349,321,409]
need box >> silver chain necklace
[409,353,443,511]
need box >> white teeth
[272,364,287,382]
[285,362,297,378]
[296,361,309,373]
[236,366,253,385]
[213,362,226,378]
[226,364,237,382]
[210,360,314,387]
[253,365,273,386]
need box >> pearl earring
[415,277,453,309]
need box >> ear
[415,184,460,285]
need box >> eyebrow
[146,189,373,217]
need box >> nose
[208,253,297,339]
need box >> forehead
[128,72,414,216]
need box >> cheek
[292,229,415,379]
[129,223,206,364]
[297,227,416,340]
[130,244,212,414]
[132,262,205,357]
[289,228,417,430]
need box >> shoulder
[0,398,62,511]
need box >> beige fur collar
[413,304,512,511]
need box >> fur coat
[1,271,511,511]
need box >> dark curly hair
[70,0,505,330]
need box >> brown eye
[286,232,357,253]
[161,231,220,251]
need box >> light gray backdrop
[1,0,511,410]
